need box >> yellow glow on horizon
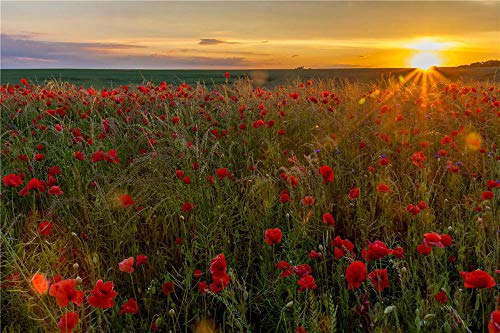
[405,38,457,51]
[410,52,441,70]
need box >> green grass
[1,67,498,88]
[1,75,499,332]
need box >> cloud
[291,54,299,58]
[198,38,240,45]
[0,34,255,68]
[1,33,146,58]
[167,48,269,57]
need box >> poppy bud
[73,263,79,270]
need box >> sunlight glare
[410,52,440,70]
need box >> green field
[1,67,498,88]
[1,73,499,332]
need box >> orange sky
[1,1,499,69]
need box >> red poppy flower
[322,212,335,226]
[253,120,265,128]
[417,201,427,210]
[224,72,230,78]
[390,246,405,258]
[27,177,44,191]
[119,194,135,208]
[31,273,49,294]
[308,250,320,259]
[346,261,367,290]
[38,220,54,236]
[434,291,448,304]
[87,279,118,308]
[264,228,282,245]
[104,149,120,164]
[440,234,452,247]
[441,135,453,145]
[120,298,138,315]
[293,264,312,277]
[349,186,360,200]
[459,270,496,289]
[276,261,293,278]
[58,312,79,333]
[210,272,230,294]
[298,274,317,292]
[331,236,355,260]
[406,204,420,216]
[481,191,494,201]
[417,243,432,256]
[486,180,500,189]
[182,176,191,184]
[48,166,61,176]
[423,232,452,248]
[368,269,390,292]
[118,257,134,273]
[362,240,390,261]
[3,174,23,187]
[216,168,230,180]
[376,183,391,193]
[379,157,390,166]
[489,310,500,333]
[302,196,314,206]
[182,202,194,213]
[411,151,426,168]
[296,327,308,333]
[49,279,84,307]
[162,282,175,295]
[198,281,208,295]
[136,255,148,266]
[280,190,291,203]
[48,186,63,196]
[287,175,298,187]
[34,153,45,161]
[319,165,334,183]
[193,270,203,279]
[210,254,227,276]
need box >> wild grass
[1,76,498,332]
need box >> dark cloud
[0,34,254,69]
[1,34,145,56]
[198,38,240,45]
[168,48,269,56]
[291,54,299,58]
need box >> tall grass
[1,76,498,332]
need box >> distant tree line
[458,60,500,68]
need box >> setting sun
[410,52,441,70]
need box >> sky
[1,1,499,69]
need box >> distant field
[1,67,498,88]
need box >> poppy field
[1,75,499,332]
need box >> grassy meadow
[1,67,499,88]
[1,73,499,332]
